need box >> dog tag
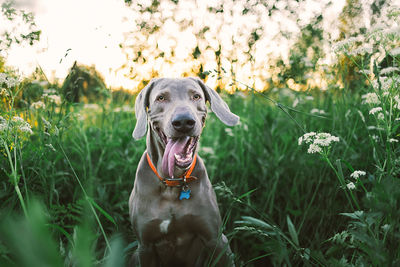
[179,189,191,200]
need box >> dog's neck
[146,129,188,178]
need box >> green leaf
[238,216,273,230]
[287,215,299,246]
[86,197,116,226]
[340,211,364,220]
[237,188,258,200]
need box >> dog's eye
[192,94,201,101]
[156,95,166,102]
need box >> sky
[0,0,349,90]
[2,0,136,88]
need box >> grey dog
[129,77,239,266]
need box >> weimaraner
[129,77,239,266]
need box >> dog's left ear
[189,77,239,126]
[132,79,157,140]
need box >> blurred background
[2,0,396,92]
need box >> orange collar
[146,153,197,187]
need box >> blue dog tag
[179,189,191,200]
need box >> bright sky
[3,0,136,88]
[0,0,349,90]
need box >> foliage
[62,61,110,103]
[0,0,41,55]
[2,54,400,265]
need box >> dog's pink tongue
[162,137,190,177]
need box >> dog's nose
[172,113,196,133]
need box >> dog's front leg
[131,244,159,267]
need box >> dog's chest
[140,213,200,249]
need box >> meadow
[1,4,400,265]
[1,60,400,266]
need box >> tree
[62,62,109,103]
[120,0,324,91]
[0,0,41,56]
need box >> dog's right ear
[132,79,156,140]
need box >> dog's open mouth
[161,136,199,177]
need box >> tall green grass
[1,68,399,266]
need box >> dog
[129,77,239,266]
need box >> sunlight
[1,0,349,91]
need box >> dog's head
[132,77,239,177]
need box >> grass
[1,68,399,266]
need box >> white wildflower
[30,101,46,109]
[389,47,400,56]
[362,93,380,104]
[381,224,390,232]
[46,95,62,105]
[299,132,339,154]
[350,170,366,179]
[389,138,398,143]
[348,45,373,56]
[307,143,322,154]
[5,77,19,88]
[305,96,314,101]
[332,37,358,54]
[19,125,33,135]
[358,69,371,75]
[225,128,233,137]
[298,132,316,145]
[380,67,399,76]
[0,73,7,83]
[394,95,400,110]
[369,107,382,115]
[0,116,7,132]
[346,182,356,190]
[313,133,340,147]
[12,116,25,123]
[371,135,379,142]
[377,113,385,120]
[372,77,392,91]
[43,88,57,95]
[311,108,327,115]
[10,116,33,135]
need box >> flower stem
[324,155,360,210]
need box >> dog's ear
[189,77,239,126]
[132,79,157,140]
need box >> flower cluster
[310,108,327,115]
[0,115,33,137]
[346,170,367,190]
[298,132,340,154]
[44,94,62,105]
[0,73,19,89]
[350,170,366,179]
[361,93,380,105]
[30,101,46,109]
[369,107,382,115]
